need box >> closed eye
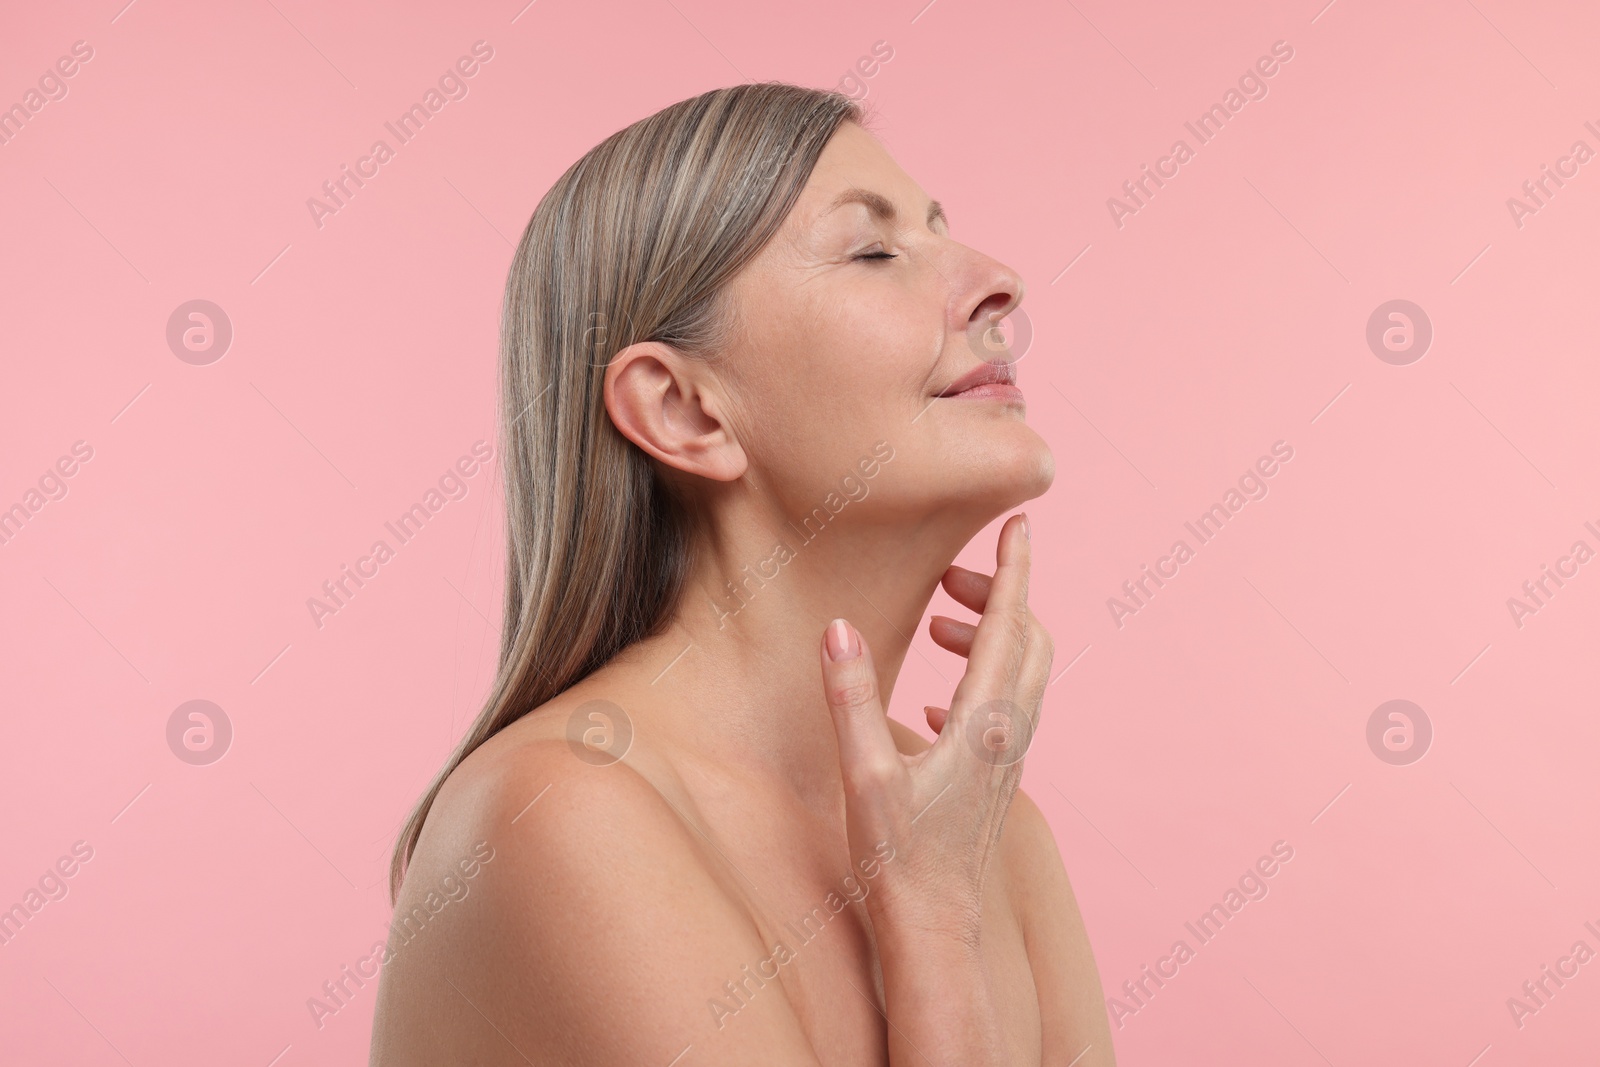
[854,249,898,262]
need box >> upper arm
[1004,787,1119,1067]
[369,744,823,1067]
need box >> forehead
[786,123,921,228]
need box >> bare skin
[369,121,1116,1066]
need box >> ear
[603,340,747,482]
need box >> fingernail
[1020,513,1030,542]
[826,618,860,662]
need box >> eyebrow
[822,187,947,231]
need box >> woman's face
[717,121,1054,526]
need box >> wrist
[867,896,986,963]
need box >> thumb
[820,618,901,789]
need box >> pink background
[3,0,1597,1063]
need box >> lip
[943,382,1024,402]
[936,361,1019,398]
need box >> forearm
[873,922,1013,1067]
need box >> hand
[818,513,1055,944]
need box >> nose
[960,257,1025,364]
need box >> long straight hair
[388,83,864,903]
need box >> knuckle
[1023,613,1053,658]
[829,678,878,712]
[1026,606,1049,636]
[845,757,898,797]
[862,755,900,785]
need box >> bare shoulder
[997,785,1119,1065]
[999,785,1064,884]
[369,706,823,1066]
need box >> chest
[732,839,1044,1064]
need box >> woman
[369,82,1116,1066]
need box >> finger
[943,610,1052,739]
[1015,621,1055,730]
[940,565,992,615]
[929,615,977,658]
[945,514,1033,727]
[936,610,1050,687]
[820,618,903,791]
[924,705,948,734]
[1021,619,1055,687]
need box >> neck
[623,481,993,806]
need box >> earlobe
[603,340,747,483]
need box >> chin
[940,430,1056,514]
[1006,431,1056,503]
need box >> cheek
[833,305,939,406]
[730,274,940,484]
[772,303,928,422]
[732,371,905,511]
